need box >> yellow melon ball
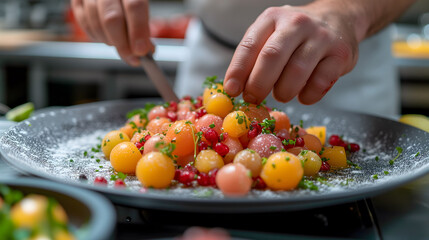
[222,111,250,138]
[102,130,130,160]
[136,152,175,189]
[205,93,234,118]
[260,152,303,191]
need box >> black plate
[0,177,116,240]
[0,99,428,213]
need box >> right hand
[71,0,154,66]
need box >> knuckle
[102,11,123,25]
[238,36,257,51]
[260,7,281,19]
[260,44,282,59]
[272,88,292,103]
[288,59,307,77]
[289,12,311,26]
[124,0,147,12]
[333,41,353,62]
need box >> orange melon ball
[222,111,251,138]
[136,152,175,189]
[260,152,303,191]
[165,120,196,157]
[305,126,327,145]
[102,130,130,160]
[127,114,147,128]
[239,104,271,123]
[302,134,323,154]
[233,149,262,177]
[205,93,234,118]
[269,111,291,131]
[146,117,171,134]
[321,146,348,169]
[130,130,151,144]
[120,124,138,139]
[195,150,224,173]
[110,142,142,174]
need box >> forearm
[307,0,416,42]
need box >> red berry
[349,143,360,152]
[179,170,196,186]
[114,179,126,188]
[208,168,219,186]
[174,169,181,180]
[252,176,267,189]
[181,95,192,101]
[168,101,178,112]
[198,141,209,151]
[94,176,108,185]
[195,108,207,119]
[197,172,211,186]
[144,134,151,142]
[329,135,343,146]
[135,142,144,154]
[214,142,229,156]
[250,121,262,135]
[248,128,259,139]
[282,139,295,149]
[320,161,331,172]
[294,137,305,147]
[183,164,199,174]
[194,96,203,109]
[167,111,178,122]
[204,128,219,144]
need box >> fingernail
[244,93,257,104]
[225,78,240,96]
[135,39,146,55]
[127,56,140,67]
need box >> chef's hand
[71,0,154,66]
[223,3,360,105]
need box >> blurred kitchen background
[0,0,429,115]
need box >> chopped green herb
[372,174,378,179]
[209,123,215,128]
[262,157,268,165]
[271,163,276,169]
[384,171,389,175]
[126,103,156,121]
[119,133,124,140]
[347,160,361,169]
[298,179,319,191]
[299,120,304,128]
[246,170,252,178]
[415,152,420,157]
[248,149,255,154]
[260,118,276,134]
[375,156,379,161]
[390,147,403,165]
[84,151,88,157]
[269,146,277,151]
[96,159,101,163]
[300,150,309,156]
[69,159,74,163]
[285,157,290,161]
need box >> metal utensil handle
[140,54,179,102]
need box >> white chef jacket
[175,0,399,117]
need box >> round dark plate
[0,99,428,213]
[0,177,116,240]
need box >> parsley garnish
[415,152,420,157]
[271,163,276,169]
[347,160,361,169]
[69,159,74,162]
[375,156,379,161]
[269,146,277,151]
[298,179,319,191]
[260,118,276,134]
[390,147,403,165]
[126,103,156,121]
[372,174,379,179]
[384,171,389,175]
[84,151,88,157]
[209,123,215,128]
[261,157,268,165]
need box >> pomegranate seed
[282,139,295,149]
[166,111,177,122]
[295,137,305,147]
[114,179,126,188]
[144,134,151,142]
[320,161,331,172]
[195,108,207,119]
[250,121,262,135]
[198,141,209,151]
[197,172,211,186]
[179,170,196,186]
[181,95,192,101]
[168,101,178,112]
[208,168,219,186]
[194,96,203,109]
[219,132,228,142]
[204,128,219,144]
[94,176,108,185]
[135,142,144,154]
[329,135,343,146]
[349,143,360,152]
[183,164,199,174]
[252,176,267,189]
[214,142,229,156]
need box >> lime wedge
[5,102,35,122]
[399,114,429,133]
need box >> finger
[297,56,342,104]
[223,10,277,97]
[71,0,96,40]
[122,0,153,56]
[98,0,139,66]
[242,25,309,104]
[272,38,329,103]
[83,0,109,43]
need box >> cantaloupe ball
[260,152,303,191]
